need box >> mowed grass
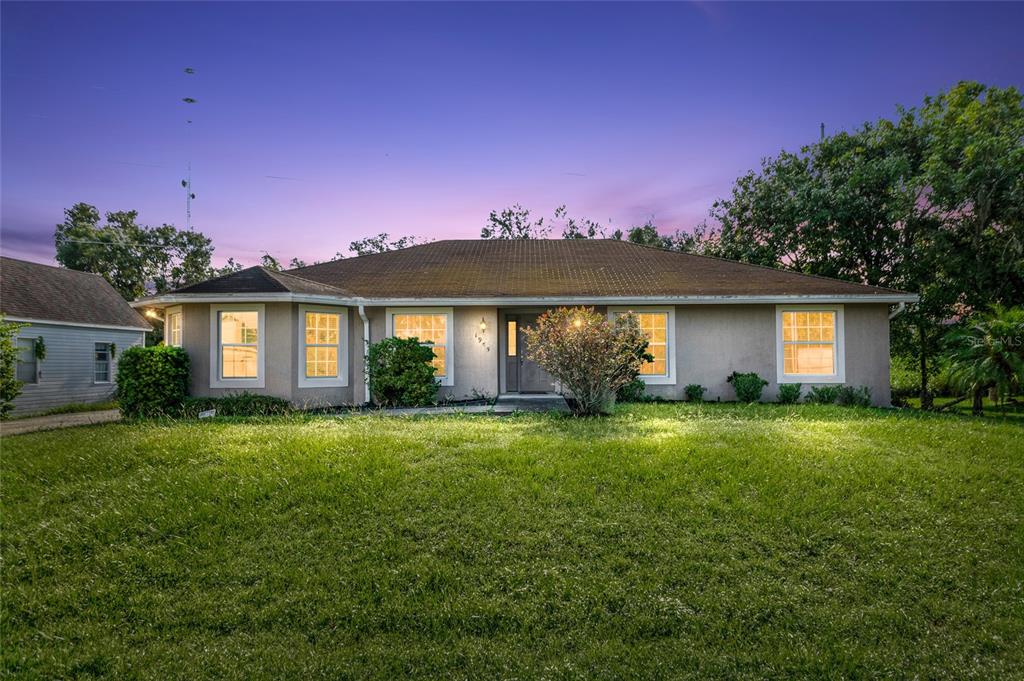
[2,405,1023,679]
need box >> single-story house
[133,240,917,407]
[1,257,151,415]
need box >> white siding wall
[11,322,146,416]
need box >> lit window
[612,310,670,378]
[16,338,37,384]
[393,313,448,378]
[635,312,669,376]
[780,310,840,378]
[219,310,259,379]
[167,310,183,347]
[507,320,517,356]
[304,312,339,378]
[94,343,110,383]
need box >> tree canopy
[55,203,214,300]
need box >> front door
[507,313,555,393]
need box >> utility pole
[820,122,825,141]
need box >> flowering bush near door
[522,307,651,416]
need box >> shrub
[116,345,190,417]
[806,385,841,404]
[367,336,439,407]
[727,371,768,403]
[0,316,26,419]
[836,385,872,407]
[522,307,652,416]
[777,383,802,404]
[684,383,706,402]
[179,393,292,418]
[616,378,647,403]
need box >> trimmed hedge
[179,393,292,418]
[116,345,190,417]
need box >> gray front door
[514,313,555,393]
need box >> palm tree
[944,305,1024,415]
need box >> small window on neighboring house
[95,343,111,383]
[16,338,36,384]
[166,310,183,347]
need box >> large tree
[918,82,1024,310]
[55,203,214,300]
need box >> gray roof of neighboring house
[0,257,152,330]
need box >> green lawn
[3,404,1023,679]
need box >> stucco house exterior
[133,240,917,407]
[1,257,151,415]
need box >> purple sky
[2,2,1022,267]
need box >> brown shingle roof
[283,239,908,299]
[1,257,151,329]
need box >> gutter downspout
[888,302,907,321]
[358,304,370,404]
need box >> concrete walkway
[2,409,121,436]
[494,393,570,413]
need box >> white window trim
[608,306,676,385]
[210,304,266,389]
[94,341,112,384]
[165,305,183,347]
[775,304,845,384]
[385,307,454,387]
[297,304,348,388]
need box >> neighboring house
[134,240,917,407]
[0,257,151,415]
